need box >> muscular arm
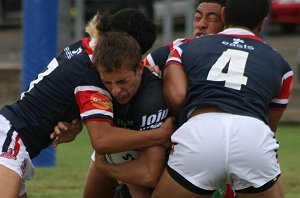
[86,118,174,154]
[95,145,166,187]
[163,64,188,117]
[268,109,284,133]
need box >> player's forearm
[100,161,155,187]
[87,121,169,154]
[106,129,167,154]
[268,109,284,132]
[97,158,162,187]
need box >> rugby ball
[105,150,139,164]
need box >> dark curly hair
[225,0,270,30]
[96,8,156,55]
[196,0,226,7]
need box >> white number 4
[207,49,248,90]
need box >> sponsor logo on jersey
[90,92,112,110]
[222,38,254,50]
[64,47,83,59]
[140,109,168,130]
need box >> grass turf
[26,124,300,197]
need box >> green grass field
[27,124,300,198]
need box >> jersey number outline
[21,58,59,98]
[207,49,248,90]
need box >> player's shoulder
[169,37,193,50]
[55,39,93,69]
[57,38,91,61]
[141,68,162,87]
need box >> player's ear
[137,60,144,76]
[221,7,226,25]
[257,18,266,36]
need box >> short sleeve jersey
[166,29,294,126]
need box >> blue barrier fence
[22,0,58,167]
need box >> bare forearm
[94,128,162,154]
[101,160,153,186]
[269,109,284,132]
[96,147,165,187]
[86,118,174,154]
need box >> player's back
[177,33,293,125]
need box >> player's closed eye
[206,14,219,22]
[194,13,219,23]
[194,13,202,21]
[116,79,129,85]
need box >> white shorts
[91,150,96,161]
[167,113,280,191]
[0,115,35,196]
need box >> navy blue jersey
[0,38,168,158]
[166,29,293,126]
[0,38,105,157]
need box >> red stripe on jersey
[143,56,151,67]
[164,61,184,70]
[82,38,94,56]
[75,88,113,121]
[168,38,193,51]
[165,48,184,70]
[143,38,192,67]
[218,34,264,42]
[276,74,294,100]
[83,118,113,124]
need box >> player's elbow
[169,90,186,106]
[141,171,161,188]
[92,140,112,154]
[142,166,164,187]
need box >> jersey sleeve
[270,70,294,110]
[165,44,186,70]
[75,69,113,124]
[143,38,192,71]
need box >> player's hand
[50,118,83,147]
[145,65,162,77]
[159,116,176,149]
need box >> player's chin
[194,32,204,37]
[115,96,130,104]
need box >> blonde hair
[85,12,102,40]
